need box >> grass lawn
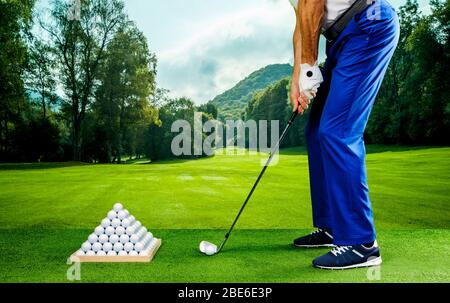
[0,146,449,282]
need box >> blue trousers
[306,0,400,245]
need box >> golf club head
[199,241,218,256]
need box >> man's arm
[290,0,324,114]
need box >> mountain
[209,63,292,120]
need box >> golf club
[200,111,299,256]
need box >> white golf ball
[128,215,136,224]
[205,245,217,256]
[94,226,104,236]
[88,234,98,244]
[81,241,91,252]
[109,234,119,244]
[86,250,96,256]
[144,233,153,243]
[92,242,102,252]
[114,242,124,252]
[107,251,117,256]
[135,242,144,252]
[107,210,117,220]
[113,203,123,212]
[129,251,139,256]
[118,251,128,256]
[134,221,142,229]
[98,234,109,244]
[139,249,149,256]
[105,226,115,236]
[111,218,121,228]
[141,226,148,234]
[102,242,113,252]
[115,226,125,236]
[75,250,85,257]
[117,210,127,220]
[130,234,140,244]
[126,226,135,236]
[120,234,129,244]
[124,242,134,252]
[101,218,111,228]
[96,251,107,256]
[137,228,145,239]
[121,218,131,228]
[123,209,130,216]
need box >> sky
[38,0,431,104]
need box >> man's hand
[290,78,315,115]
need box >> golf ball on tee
[114,242,124,252]
[111,218,121,228]
[115,226,125,236]
[109,234,119,244]
[101,218,111,228]
[94,226,104,236]
[88,234,98,244]
[107,251,117,256]
[102,242,113,252]
[124,242,134,252]
[98,234,109,244]
[113,203,123,212]
[107,210,117,220]
[86,250,96,256]
[117,210,127,220]
[96,251,107,256]
[81,241,91,252]
[92,242,102,252]
[121,218,131,228]
[105,226,115,236]
[120,234,129,244]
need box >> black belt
[323,0,375,43]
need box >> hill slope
[209,63,292,120]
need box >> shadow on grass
[0,162,89,171]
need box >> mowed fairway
[0,146,449,282]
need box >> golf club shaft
[218,112,299,252]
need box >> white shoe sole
[314,256,383,270]
[294,244,335,248]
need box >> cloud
[156,1,295,104]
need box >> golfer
[289,0,399,269]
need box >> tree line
[246,0,449,147]
[0,0,217,163]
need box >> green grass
[0,146,449,282]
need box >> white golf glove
[299,62,323,99]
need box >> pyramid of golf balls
[75,203,158,257]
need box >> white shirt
[289,0,357,31]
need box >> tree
[95,22,157,163]
[41,0,125,161]
[0,0,35,159]
[24,38,57,119]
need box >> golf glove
[299,62,323,99]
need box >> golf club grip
[219,112,299,251]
